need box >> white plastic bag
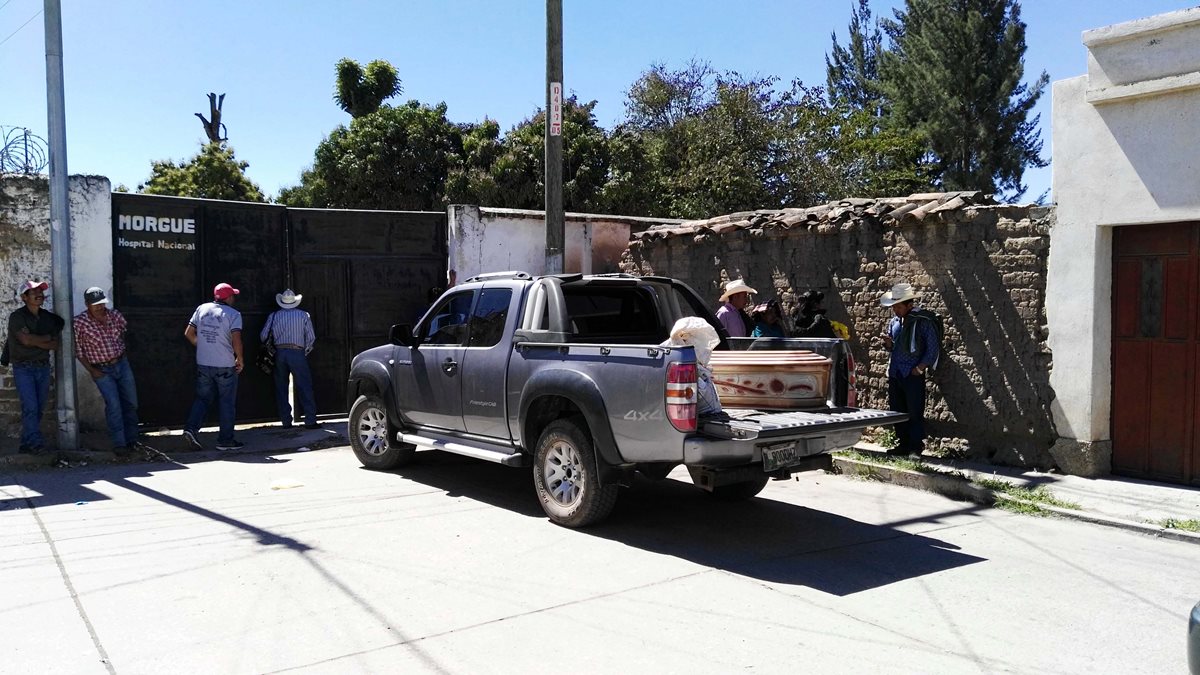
[660,317,723,414]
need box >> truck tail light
[846,349,858,408]
[666,362,697,432]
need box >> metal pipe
[44,0,78,450]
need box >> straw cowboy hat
[275,288,303,309]
[719,278,758,302]
[879,282,920,307]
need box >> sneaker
[216,440,245,451]
[303,422,321,430]
[113,446,134,457]
[182,429,202,450]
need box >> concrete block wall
[622,202,1057,468]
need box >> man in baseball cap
[6,279,64,454]
[73,286,141,457]
[182,282,244,451]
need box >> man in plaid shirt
[74,286,140,456]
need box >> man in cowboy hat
[261,288,318,429]
[183,282,244,451]
[880,282,939,456]
[6,279,64,454]
[716,278,756,338]
[73,286,141,456]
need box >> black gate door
[112,194,446,427]
[289,208,447,418]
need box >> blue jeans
[274,349,317,425]
[92,357,139,447]
[888,373,926,451]
[13,362,51,449]
[185,366,238,444]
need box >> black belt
[93,355,125,367]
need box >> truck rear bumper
[682,429,863,467]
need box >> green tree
[139,142,265,202]
[280,101,461,210]
[880,0,1048,198]
[618,63,783,218]
[826,0,886,116]
[334,58,403,118]
[447,96,613,213]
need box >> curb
[832,455,1200,546]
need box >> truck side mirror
[389,324,415,347]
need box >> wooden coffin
[709,350,832,409]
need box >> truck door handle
[441,358,458,375]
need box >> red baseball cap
[17,280,49,297]
[213,283,240,300]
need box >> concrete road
[2,446,1194,674]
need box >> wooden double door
[1112,222,1200,485]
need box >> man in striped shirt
[261,288,319,429]
[73,286,140,456]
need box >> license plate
[762,441,801,471]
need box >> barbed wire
[0,126,49,174]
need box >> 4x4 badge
[623,409,665,421]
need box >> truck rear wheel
[709,475,770,501]
[533,418,618,528]
[349,394,414,470]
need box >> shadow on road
[386,451,988,596]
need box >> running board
[398,432,527,467]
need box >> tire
[348,394,414,470]
[532,417,619,528]
[709,475,770,501]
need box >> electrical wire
[0,9,41,48]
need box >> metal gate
[112,194,446,427]
[1111,222,1199,485]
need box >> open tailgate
[699,407,907,441]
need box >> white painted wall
[447,205,679,281]
[0,174,112,439]
[1049,7,1200,443]
[68,176,114,429]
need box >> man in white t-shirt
[182,282,244,451]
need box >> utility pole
[544,0,563,274]
[44,0,79,450]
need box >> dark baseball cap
[84,286,107,306]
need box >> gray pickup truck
[346,272,904,527]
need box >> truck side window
[422,291,474,346]
[468,289,512,348]
[563,287,662,343]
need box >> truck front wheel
[349,394,414,470]
[533,418,618,528]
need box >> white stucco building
[1049,7,1200,483]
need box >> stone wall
[621,193,1058,469]
[0,174,112,450]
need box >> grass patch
[868,427,898,449]
[992,497,1050,516]
[1157,518,1200,533]
[972,477,1081,510]
[836,449,936,474]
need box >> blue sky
[1,1,1193,205]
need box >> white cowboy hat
[719,278,758,302]
[879,282,920,307]
[275,288,303,309]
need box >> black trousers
[887,373,926,451]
